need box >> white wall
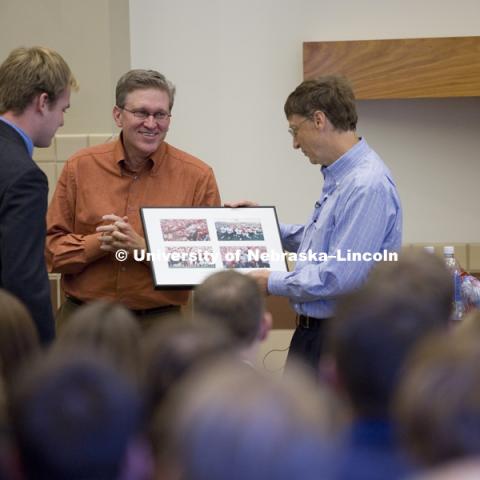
[0,0,130,134]
[129,0,480,243]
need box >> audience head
[9,349,144,480]
[0,289,39,386]
[328,251,451,418]
[284,75,357,131]
[368,249,453,322]
[194,270,272,348]
[153,361,337,480]
[142,316,233,416]
[57,300,142,381]
[396,333,480,467]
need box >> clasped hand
[96,214,146,254]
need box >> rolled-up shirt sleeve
[46,161,106,274]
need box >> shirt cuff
[84,233,106,263]
[268,270,290,296]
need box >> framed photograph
[140,207,287,288]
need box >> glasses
[120,106,171,121]
[288,117,310,138]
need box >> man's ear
[35,92,50,114]
[312,110,327,130]
[258,311,272,342]
[113,105,123,128]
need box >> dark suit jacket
[0,120,54,343]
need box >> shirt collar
[0,116,34,156]
[321,137,369,189]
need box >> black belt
[66,296,180,317]
[297,314,329,329]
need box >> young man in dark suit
[0,47,77,343]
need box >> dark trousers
[285,318,330,373]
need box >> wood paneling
[266,295,296,329]
[303,37,480,99]
[468,244,480,273]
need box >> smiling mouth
[139,131,158,137]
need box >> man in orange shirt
[46,70,220,328]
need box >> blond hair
[0,46,78,114]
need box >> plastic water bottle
[443,246,465,321]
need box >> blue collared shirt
[268,138,402,318]
[0,116,34,156]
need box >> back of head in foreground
[9,348,143,480]
[141,315,234,416]
[194,270,271,349]
[57,300,142,381]
[367,249,453,323]
[330,251,451,419]
[153,360,339,480]
[395,332,480,468]
[0,289,39,385]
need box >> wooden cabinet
[303,36,480,99]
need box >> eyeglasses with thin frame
[119,106,172,122]
[288,117,310,138]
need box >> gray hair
[115,69,176,110]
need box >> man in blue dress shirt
[245,75,402,371]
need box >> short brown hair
[0,46,78,115]
[284,75,357,131]
[396,333,480,466]
[330,250,451,417]
[115,69,176,110]
[0,289,39,384]
[57,300,142,381]
[194,271,264,346]
[368,249,453,323]
[154,361,339,480]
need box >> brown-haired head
[194,270,266,346]
[57,300,142,382]
[284,75,357,131]
[115,69,175,111]
[0,46,78,115]
[0,289,39,385]
[396,333,480,466]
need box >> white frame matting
[140,206,287,288]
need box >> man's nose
[144,115,157,128]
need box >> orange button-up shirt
[46,138,221,309]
